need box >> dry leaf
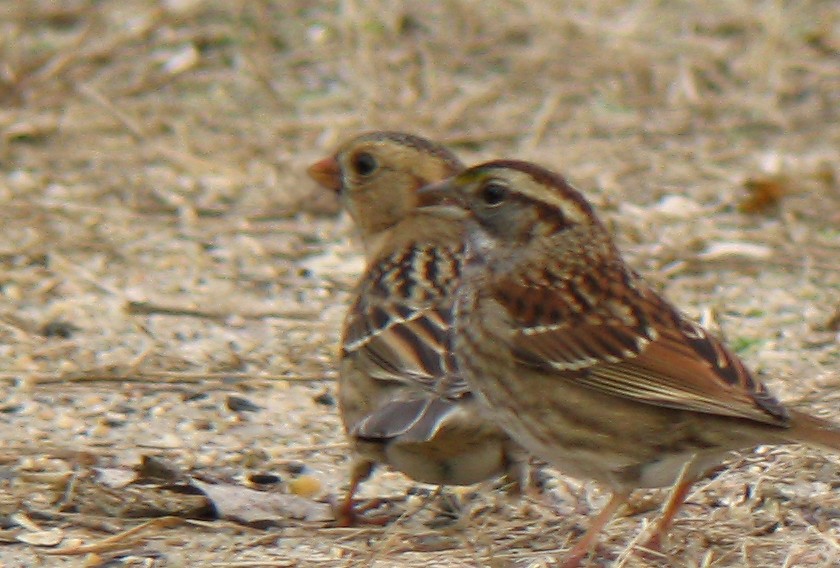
[10,512,42,532]
[94,467,138,489]
[190,479,333,524]
[16,528,64,546]
[738,176,790,214]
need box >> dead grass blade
[43,517,182,556]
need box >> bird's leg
[640,460,695,553]
[427,485,464,526]
[561,490,631,568]
[501,447,532,496]
[335,459,376,526]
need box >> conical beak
[307,157,342,192]
[417,178,461,207]
[416,178,468,220]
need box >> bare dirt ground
[1,1,839,566]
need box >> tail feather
[352,397,462,443]
[789,410,840,453]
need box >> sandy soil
[1,1,839,566]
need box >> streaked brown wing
[506,280,788,426]
[342,296,453,393]
[342,241,470,400]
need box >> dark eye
[351,152,378,176]
[479,181,508,206]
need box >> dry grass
[0,0,839,566]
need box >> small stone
[653,195,704,219]
[288,475,322,498]
[284,462,307,475]
[226,395,261,413]
[313,390,335,407]
[248,472,282,486]
[39,320,80,338]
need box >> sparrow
[307,133,528,525]
[417,159,840,566]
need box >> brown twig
[0,370,336,385]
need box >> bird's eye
[351,152,378,176]
[479,181,508,206]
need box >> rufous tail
[789,410,840,453]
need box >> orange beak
[306,157,342,192]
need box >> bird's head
[308,131,464,242]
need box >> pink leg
[641,464,696,553]
[561,490,631,568]
[335,460,374,527]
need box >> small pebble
[39,320,80,338]
[226,395,261,413]
[313,390,335,407]
[284,462,307,475]
[289,475,322,498]
[248,472,282,485]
